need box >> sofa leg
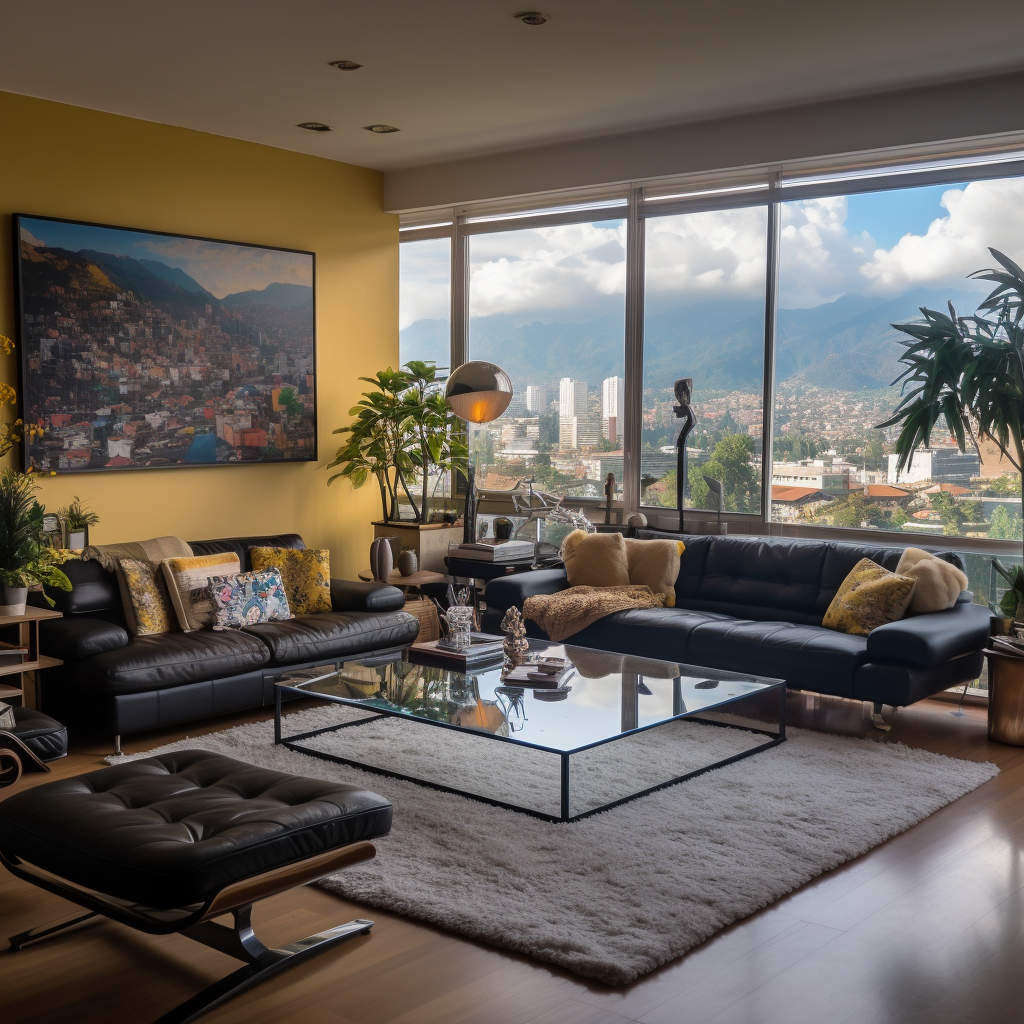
[111,735,123,757]
[871,702,891,732]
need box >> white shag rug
[117,706,998,985]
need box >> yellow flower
[0,335,13,356]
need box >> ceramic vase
[369,537,394,582]
[397,550,418,576]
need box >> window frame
[398,147,1024,559]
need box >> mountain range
[399,287,986,393]
[25,245,309,312]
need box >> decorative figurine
[500,606,530,672]
[673,377,696,532]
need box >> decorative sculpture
[500,606,530,672]
[604,472,615,524]
[672,378,696,532]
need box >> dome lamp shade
[444,361,513,423]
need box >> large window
[399,236,451,368]
[641,205,768,513]
[466,216,626,498]
[771,176,1024,541]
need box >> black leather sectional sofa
[35,533,419,747]
[482,532,992,709]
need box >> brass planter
[985,649,1024,745]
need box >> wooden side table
[0,607,64,711]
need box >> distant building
[525,384,550,415]
[558,378,587,419]
[771,485,832,521]
[602,376,624,442]
[772,460,850,494]
[559,415,601,451]
[887,448,980,486]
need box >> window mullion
[623,186,645,518]
[761,184,781,525]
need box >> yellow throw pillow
[116,558,177,636]
[624,538,684,607]
[560,530,630,588]
[161,553,242,631]
[250,547,331,615]
[895,547,968,614]
[822,558,916,637]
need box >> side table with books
[0,607,63,710]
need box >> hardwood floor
[2,694,1021,1024]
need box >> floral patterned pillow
[116,558,177,636]
[209,568,292,631]
[249,547,331,615]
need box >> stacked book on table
[409,633,505,667]
[448,539,535,564]
[992,634,1024,658]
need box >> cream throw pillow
[560,530,630,588]
[895,547,968,614]
[161,552,241,631]
[623,538,685,607]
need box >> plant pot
[0,585,28,617]
[67,527,89,549]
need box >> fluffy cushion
[115,558,177,636]
[161,553,242,631]
[210,568,292,630]
[624,538,684,607]
[822,558,917,637]
[560,530,630,588]
[250,547,331,615]
[895,547,968,614]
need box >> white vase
[0,585,28,617]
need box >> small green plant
[994,561,1024,620]
[58,496,101,531]
[0,470,73,603]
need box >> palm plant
[879,248,1024,480]
[0,470,72,603]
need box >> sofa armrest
[330,579,405,613]
[866,599,991,669]
[485,569,569,612]
[39,617,130,662]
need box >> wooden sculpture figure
[500,606,530,671]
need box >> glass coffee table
[274,641,786,822]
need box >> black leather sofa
[482,533,992,709]
[35,533,419,747]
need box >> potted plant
[0,470,73,615]
[328,362,468,571]
[57,496,101,549]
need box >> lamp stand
[463,461,477,544]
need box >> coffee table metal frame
[274,649,786,823]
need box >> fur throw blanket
[524,585,665,642]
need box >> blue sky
[19,216,311,300]
[844,183,965,249]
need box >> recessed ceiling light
[329,60,363,71]
[514,11,549,25]
[363,124,400,133]
[297,122,332,132]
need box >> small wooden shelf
[0,608,63,710]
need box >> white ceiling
[3,0,1024,172]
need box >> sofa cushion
[250,547,331,614]
[244,610,420,665]
[688,617,869,696]
[0,749,392,909]
[76,629,271,695]
[330,579,405,613]
[40,617,130,661]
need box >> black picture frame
[13,213,317,474]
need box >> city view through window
[398,174,1024,618]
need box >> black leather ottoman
[0,749,392,1023]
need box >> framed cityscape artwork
[13,214,316,473]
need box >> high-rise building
[559,377,587,419]
[559,415,601,451]
[525,384,550,415]
[602,375,624,442]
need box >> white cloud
[645,207,769,308]
[467,221,626,319]
[400,237,450,329]
[860,178,1024,294]
[20,227,45,247]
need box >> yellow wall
[0,90,398,578]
